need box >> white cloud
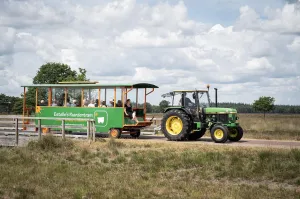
[61,49,80,70]
[115,28,193,48]
[0,0,300,105]
[0,27,16,71]
[236,3,300,34]
[287,37,300,51]
[245,57,274,72]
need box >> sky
[0,0,300,105]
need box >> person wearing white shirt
[88,100,95,107]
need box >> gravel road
[1,132,300,148]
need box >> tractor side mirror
[192,93,196,99]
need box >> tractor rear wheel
[130,130,141,138]
[161,109,191,141]
[210,125,228,143]
[109,128,121,138]
[188,128,206,141]
[228,126,243,142]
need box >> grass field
[0,136,300,198]
[238,114,300,140]
[148,113,300,141]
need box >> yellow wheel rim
[229,129,238,138]
[214,129,224,139]
[110,129,118,138]
[166,116,183,135]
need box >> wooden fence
[0,116,95,146]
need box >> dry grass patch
[238,114,300,140]
[0,136,300,198]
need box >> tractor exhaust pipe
[214,88,218,107]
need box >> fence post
[38,119,42,140]
[87,121,90,140]
[93,121,95,142]
[15,118,19,146]
[62,120,65,140]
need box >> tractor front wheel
[210,125,228,143]
[188,128,206,141]
[109,128,122,138]
[228,126,243,142]
[161,109,191,141]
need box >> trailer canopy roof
[21,82,159,89]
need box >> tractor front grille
[217,114,229,123]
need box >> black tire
[130,130,141,138]
[210,125,228,143]
[161,109,191,141]
[109,128,122,138]
[228,126,243,142]
[188,128,206,141]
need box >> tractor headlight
[228,114,236,123]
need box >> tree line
[210,102,300,114]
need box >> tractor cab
[162,89,211,122]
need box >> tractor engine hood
[204,107,237,114]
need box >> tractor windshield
[198,92,210,108]
[167,92,196,107]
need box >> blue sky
[140,0,285,25]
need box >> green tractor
[160,86,243,143]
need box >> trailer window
[51,88,64,106]
[37,87,49,106]
[67,88,81,107]
[82,88,98,107]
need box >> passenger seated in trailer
[108,98,115,107]
[124,99,138,123]
[71,99,77,107]
[64,98,71,107]
[57,99,63,106]
[59,94,66,106]
[88,100,95,107]
[39,100,46,106]
[116,100,122,107]
[95,99,99,107]
[100,100,107,107]
[83,99,89,107]
[52,100,58,106]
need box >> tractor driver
[179,92,194,107]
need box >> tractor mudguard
[208,122,222,131]
[164,107,193,116]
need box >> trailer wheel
[188,128,206,141]
[228,126,243,142]
[161,109,191,141]
[130,130,141,138]
[210,125,228,143]
[109,128,121,138]
[42,128,50,134]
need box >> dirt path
[132,134,300,149]
[1,132,300,148]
